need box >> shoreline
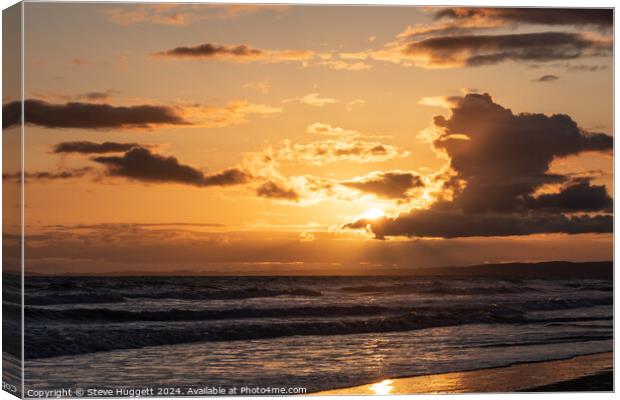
[314,352,613,394]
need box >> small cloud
[69,58,90,66]
[283,93,337,107]
[418,96,453,108]
[341,170,425,200]
[533,74,560,82]
[307,122,358,136]
[243,79,271,94]
[279,138,407,166]
[152,42,314,63]
[299,231,316,242]
[105,4,287,26]
[346,99,366,112]
[256,180,300,201]
[318,60,371,71]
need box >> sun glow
[370,379,394,395]
[362,208,385,220]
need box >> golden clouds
[306,123,358,136]
[106,4,288,26]
[180,101,282,128]
[283,93,337,107]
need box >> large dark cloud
[435,8,613,29]
[345,210,612,239]
[403,32,611,67]
[53,141,142,154]
[526,179,612,212]
[344,93,613,239]
[2,99,188,129]
[432,93,611,180]
[93,147,250,187]
[341,171,424,200]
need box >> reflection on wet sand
[315,352,612,394]
[369,380,394,395]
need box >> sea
[3,275,613,394]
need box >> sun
[362,208,385,220]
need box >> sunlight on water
[370,379,394,395]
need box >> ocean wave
[338,283,538,295]
[24,296,612,359]
[25,287,322,306]
[25,305,393,323]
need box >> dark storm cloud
[156,43,263,58]
[403,32,611,67]
[534,74,560,82]
[2,99,188,129]
[344,93,613,239]
[93,147,250,187]
[432,93,612,181]
[345,210,612,239]
[256,181,300,201]
[526,179,613,212]
[53,141,143,154]
[341,171,424,200]
[434,8,613,29]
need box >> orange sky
[2,4,613,274]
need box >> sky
[2,4,613,275]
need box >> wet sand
[315,352,613,394]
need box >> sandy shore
[315,352,613,394]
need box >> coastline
[314,352,613,394]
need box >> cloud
[243,79,271,94]
[434,8,613,29]
[69,58,89,66]
[346,210,612,239]
[182,100,281,128]
[93,147,251,187]
[256,181,300,201]
[526,179,612,212]
[346,99,366,112]
[2,99,188,130]
[307,122,358,136]
[106,4,287,26]
[283,93,337,107]
[152,42,314,63]
[3,168,94,182]
[534,74,560,82]
[359,8,612,70]
[53,141,143,154]
[318,60,372,71]
[344,93,612,238]
[279,138,407,166]
[341,171,424,200]
[398,32,611,68]
[78,90,120,101]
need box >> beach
[316,352,613,394]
